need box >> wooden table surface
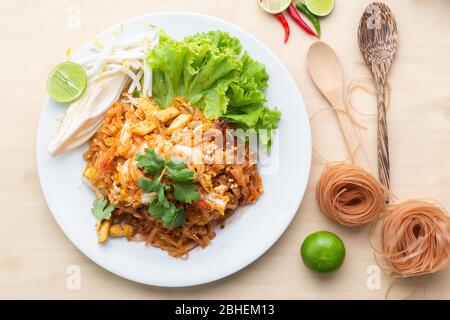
[1,0,450,299]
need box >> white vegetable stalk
[47,74,129,157]
[128,70,143,94]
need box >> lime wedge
[305,0,335,17]
[258,0,291,14]
[47,61,87,103]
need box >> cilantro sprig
[136,148,200,228]
[91,196,116,221]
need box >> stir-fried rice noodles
[83,93,263,257]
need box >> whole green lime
[300,231,345,272]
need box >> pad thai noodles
[83,94,263,257]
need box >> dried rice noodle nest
[372,200,450,278]
[316,162,387,227]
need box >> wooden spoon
[358,2,398,189]
[307,41,370,171]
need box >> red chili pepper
[287,4,318,38]
[275,13,290,43]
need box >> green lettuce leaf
[146,30,281,148]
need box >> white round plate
[37,12,311,287]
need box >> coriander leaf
[161,204,177,227]
[165,157,186,170]
[171,209,186,228]
[149,202,185,228]
[161,204,186,228]
[135,150,190,229]
[148,201,167,218]
[173,182,200,204]
[91,196,115,221]
[156,185,170,208]
[166,157,196,182]
[136,177,169,208]
[167,167,196,183]
[136,177,160,193]
[136,149,165,175]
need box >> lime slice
[258,0,291,14]
[305,0,335,17]
[47,61,87,103]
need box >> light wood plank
[1,0,449,299]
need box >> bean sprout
[77,25,159,97]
